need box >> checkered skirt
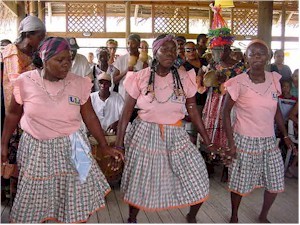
[121,119,209,210]
[228,133,285,196]
[10,130,110,223]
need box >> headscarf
[19,15,46,33]
[245,39,270,54]
[152,34,178,56]
[128,34,141,43]
[39,37,70,62]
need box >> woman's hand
[220,145,237,167]
[283,136,297,155]
[1,144,9,164]
[206,143,219,160]
[100,146,124,171]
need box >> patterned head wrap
[39,37,70,62]
[152,34,178,56]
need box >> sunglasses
[185,48,197,53]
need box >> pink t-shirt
[123,67,197,124]
[13,70,93,140]
[224,71,282,137]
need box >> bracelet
[114,146,125,150]
[207,143,214,148]
[283,136,289,139]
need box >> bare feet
[229,216,238,223]
[259,216,271,223]
[186,213,197,223]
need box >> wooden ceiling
[44,1,298,25]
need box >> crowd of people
[0,15,298,223]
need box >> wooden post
[38,1,45,23]
[208,7,213,29]
[257,1,273,49]
[125,1,131,39]
[16,1,26,29]
[280,2,286,50]
[29,0,38,16]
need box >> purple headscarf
[39,37,70,62]
[152,34,178,56]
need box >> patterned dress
[121,68,209,210]
[10,71,111,223]
[225,72,285,195]
[202,61,245,147]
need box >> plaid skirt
[121,119,209,211]
[10,131,110,223]
[228,133,285,196]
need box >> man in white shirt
[66,37,92,79]
[111,34,146,99]
[90,72,124,133]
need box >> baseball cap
[97,72,111,82]
[66,37,79,50]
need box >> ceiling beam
[1,0,18,16]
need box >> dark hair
[176,36,186,43]
[0,39,12,46]
[184,41,196,47]
[32,51,43,69]
[146,34,186,102]
[196,34,207,44]
[274,49,284,56]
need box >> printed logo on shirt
[171,94,186,104]
[69,95,81,105]
[271,92,278,101]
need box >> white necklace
[41,70,67,101]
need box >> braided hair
[145,34,186,102]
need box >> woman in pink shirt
[223,40,296,223]
[1,37,123,223]
[115,34,218,223]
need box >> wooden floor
[1,165,298,223]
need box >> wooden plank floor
[1,165,298,223]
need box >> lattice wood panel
[66,3,105,33]
[153,5,188,34]
[232,8,258,36]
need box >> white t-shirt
[113,53,144,99]
[71,53,92,77]
[90,91,124,131]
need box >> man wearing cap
[66,37,93,80]
[92,47,112,92]
[174,35,186,68]
[111,34,145,100]
[90,72,124,134]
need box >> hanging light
[214,0,235,8]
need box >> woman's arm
[222,93,236,150]
[1,97,23,163]
[115,93,137,147]
[275,102,296,153]
[186,96,211,145]
[81,97,124,163]
[81,98,109,149]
